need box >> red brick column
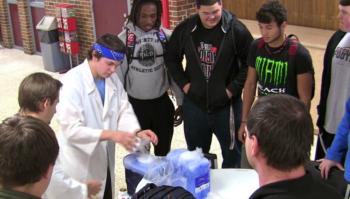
[17,0,35,54]
[45,0,95,62]
[0,0,14,48]
[168,0,196,30]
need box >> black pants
[103,167,112,199]
[128,93,175,156]
[315,128,336,160]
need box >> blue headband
[92,43,125,61]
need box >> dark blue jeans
[182,96,242,168]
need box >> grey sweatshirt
[117,23,183,105]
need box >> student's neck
[20,111,48,124]
[12,184,43,198]
[267,35,286,48]
[257,164,305,187]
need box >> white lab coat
[43,154,87,199]
[56,60,140,199]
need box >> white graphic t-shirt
[325,32,350,134]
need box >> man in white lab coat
[56,33,158,199]
[17,72,102,198]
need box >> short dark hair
[256,0,287,26]
[196,0,222,8]
[0,116,59,188]
[340,0,350,6]
[18,72,62,113]
[87,33,126,60]
[247,95,313,171]
[128,0,163,28]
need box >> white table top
[136,169,259,199]
[207,169,259,199]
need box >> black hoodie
[165,10,253,112]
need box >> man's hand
[86,180,102,198]
[238,122,246,142]
[183,83,191,94]
[318,158,344,179]
[110,131,137,152]
[137,129,158,145]
[174,106,183,127]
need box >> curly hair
[256,0,287,26]
[128,0,163,28]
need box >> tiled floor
[0,19,333,193]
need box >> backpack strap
[287,34,299,56]
[257,37,265,49]
[124,28,136,89]
[156,28,168,53]
[126,28,137,65]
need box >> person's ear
[92,51,100,61]
[37,99,48,112]
[250,136,260,157]
[43,98,51,110]
[281,21,287,32]
[43,164,54,180]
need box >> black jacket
[317,30,346,129]
[165,10,253,112]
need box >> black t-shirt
[249,172,342,199]
[192,20,224,81]
[247,38,313,97]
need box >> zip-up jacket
[317,30,346,129]
[165,10,253,112]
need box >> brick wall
[45,0,95,62]
[168,0,196,30]
[1,0,197,57]
[0,0,13,48]
[17,0,35,54]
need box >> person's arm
[319,98,350,178]
[44,158,102,199]
[326,99,350,161]
[113,79,158,147]
[165,22,189,90]
[226,21,254,98]
[56,81,104,155]
[238,67,257,141]
[294,44,314,110]
[297,72,313,110]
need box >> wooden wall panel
[223,0,339,30]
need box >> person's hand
[86,180,102,198]
[226,89,233,99]
[318,158,344,179]
[111,131,137,152]
[137,129,158,145]
[174,106,183,127]
[238,122,246,142]
[183,83,191,94]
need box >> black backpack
[257,34,315,99]
[306,161,348,197]
[132,183,195,199]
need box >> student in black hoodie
[166,0,253,168]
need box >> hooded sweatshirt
[117,23,182,104]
